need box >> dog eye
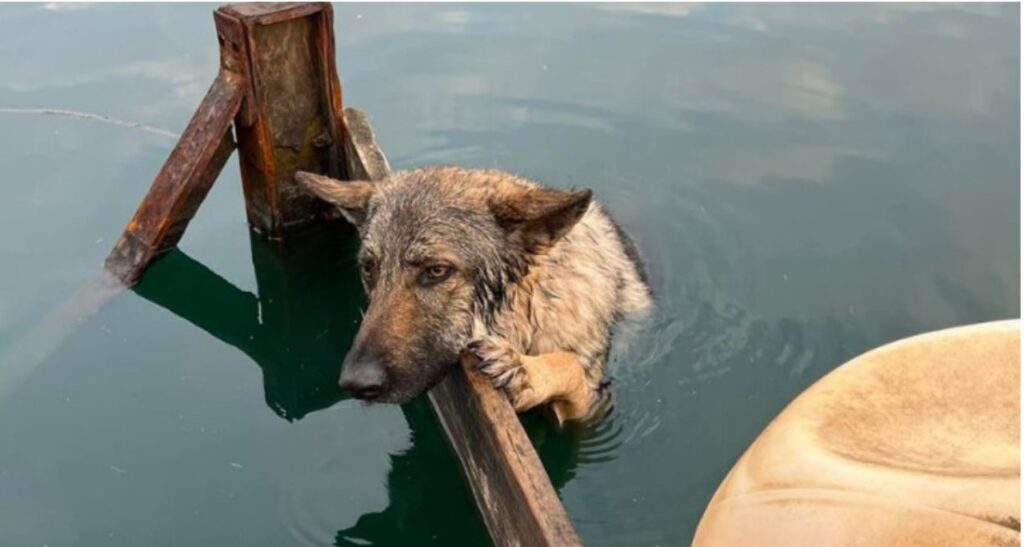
[421,264,454,285]
[359,259,376,283]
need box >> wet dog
[296,167,651,422]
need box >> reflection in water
[332,399,491,547]
[0,3,1018,545]
[135,227,361,421]
[134,223,497,545]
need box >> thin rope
[0,107,180,139]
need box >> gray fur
[298,166,652,415]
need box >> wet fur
[297,166,651,418]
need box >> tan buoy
[693,320,1020,547]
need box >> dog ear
[295,171,374,226]
[490,186,593,252]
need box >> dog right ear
[489,185,593,253]
[295,171,375,226]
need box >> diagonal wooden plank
[334,106,583,547]
[104,73,242,284]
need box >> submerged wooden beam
[0,270,125,404]
[338,107,583,547]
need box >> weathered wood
[215,2,348,237]
[105,2,348,282]
[104,74,241,284]
[431,356,584,547]
[337,108,583,547]
[342,108,391,181]
[97,4,583,543]
[220,2,323,25]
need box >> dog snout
[340,353,388,400]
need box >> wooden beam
[98,3,583,542]
[336,107,583,547]
[342,108,391,182]
[102,2,261,285]
[105,2,349,283]
[215,2,348,237]
[104,74,241,284]
[431,356,584,547]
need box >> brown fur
[296,167,652,420]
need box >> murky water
[0,4,1018,546]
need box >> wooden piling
[215,2,348,236]
[107,2,350,283]
[100,4,583,545]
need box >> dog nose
[340,358,387,400]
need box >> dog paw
[466,337,533,407]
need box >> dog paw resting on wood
[297,167,651,422]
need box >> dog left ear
[295,171,375,226]
[490,186,593,251]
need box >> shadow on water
[134,226,361,421]
[332,397,491,547]
[126,213,800,545]
[133,222,518,545]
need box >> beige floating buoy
[693,320,1021,547]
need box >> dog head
[296,167,591,403]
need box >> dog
[296,167,651,422]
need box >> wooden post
[215,2,348,237]
[99,4,583,544]
[106,2,349,283]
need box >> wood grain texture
[430,355,584,547]
[340,107,582,547]
[100,3,581,542]
[342,108,391,181]
[104,74,241,284]
[220,2,323,25]
[215,2,347,236]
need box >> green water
[0,4,1018,546]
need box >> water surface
[0,3,1018,546]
